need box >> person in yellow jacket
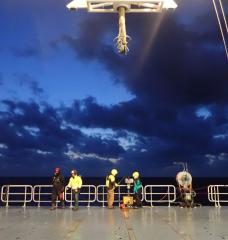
[66,169,82,210]
[106,169,118,209]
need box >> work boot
[50,205,56,210]
[60,201,65,209]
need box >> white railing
[208,185,228,207]
[144,185,176,207]
[33,185,55,207]
[4,184,225,208]
[208,185,219,207]
[65,185,96,207]
[33,185,96,207]
[96,184,144,207]
[1,185,33,207]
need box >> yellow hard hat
[111,169,118,176]
[109,175,115,182]
[132,171,139,179]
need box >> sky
[0,0,228,177]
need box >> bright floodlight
[66,0,178,54]
[67,0,87,10]
[163,0,177,9]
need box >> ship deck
[0,206,228,240]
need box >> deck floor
[0,206,228,240]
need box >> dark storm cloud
[1,97,228,176]
[0,99,125,176]
[64,97,213,143]
[49,4,228,176]
[59,10,228,105]
[1,1,228,176]
[130,15,228,105]
[77,137,125,157]
[13,72,44,96]
[0,100,69,150]
[53,14,128,77]
[64,97,152,135]
[62,96,228,176]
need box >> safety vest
[106,175,117,190]
[67,175,82,190]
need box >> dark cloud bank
[1,4,228,176]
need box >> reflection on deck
[1,206,228,240]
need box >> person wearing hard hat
[66,169,83,210]
[106,169,118,209]
[50,167,65,210]
[132,171,142,208]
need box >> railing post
[118,186,121,207]
[102,186,105,208]
[212,186,216,207]
[168,186,170,208]
[211,186,216,207]
[70,188,73,208]
[207,185,210,203]
[150,186,153,207]
[38,186,41,208]
[94,186,96,205]
[87,186,91,208]
[217,186,221,207]
[23,186,27,208]
[214,186,218,207]
[174,186,176,203]
[6,186,9,208]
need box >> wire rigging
[219,0,228,33]
[212,0,228,60]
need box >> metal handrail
[96,184,144,207]
[5,183,226,208]
[144,185,176,207]
[1,185,33,207]
[65,185,96,208]
[208,185,228,207]
[33,185,96,207]
[33,185,55,207]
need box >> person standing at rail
[50,167,65,210]
[132,171,142,208]
[106,169,118,209]
[66,169,83,210]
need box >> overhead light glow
[66,0,178,53]
[162,0,178,9]
[66,0,87,10]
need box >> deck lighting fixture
[66,0,178,54]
